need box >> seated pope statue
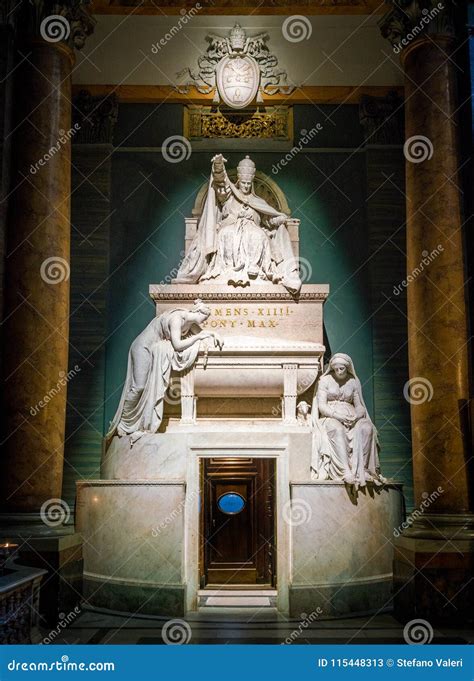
[106,300,222,446]
[175,154,302,294]
[311,353,386,489]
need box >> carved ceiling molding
[91,0,384,15]
[379,0,457,51]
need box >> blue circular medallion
[217,492,246,515]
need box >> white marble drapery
[311,354,384,489]
[106,309,202,446]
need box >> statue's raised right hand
[212,153,227,166]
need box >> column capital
[14,0,96,51]
[72,89,118,144]
[379,1,457,54]
[359,90,404,145]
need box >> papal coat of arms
[216,54,260,109]
[177,24,295,108]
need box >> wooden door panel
[210,481,253,564]
[202,458,275,586]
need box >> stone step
[198,590,277,608]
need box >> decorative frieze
[150,289,329,302]
[184,105,292,141]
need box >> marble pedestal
[77,427,403,618]
[289,482,403,618]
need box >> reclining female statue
[106,299,222,446]
[311,353,386,489]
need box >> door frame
[201,458,276,588]
[184,443,290,615]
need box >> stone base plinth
[289,482,403,618]
[393,514,474,624]
[82,576,185,618]
[76,481,187,617]
[78,432,403,618]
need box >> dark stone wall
[62,144,112,505]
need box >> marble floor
[39,606,473,645]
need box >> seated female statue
[311,353,386,489]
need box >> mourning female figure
[311,353,385,488]
[107,300,222,445]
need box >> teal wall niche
[65,102,413,510]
